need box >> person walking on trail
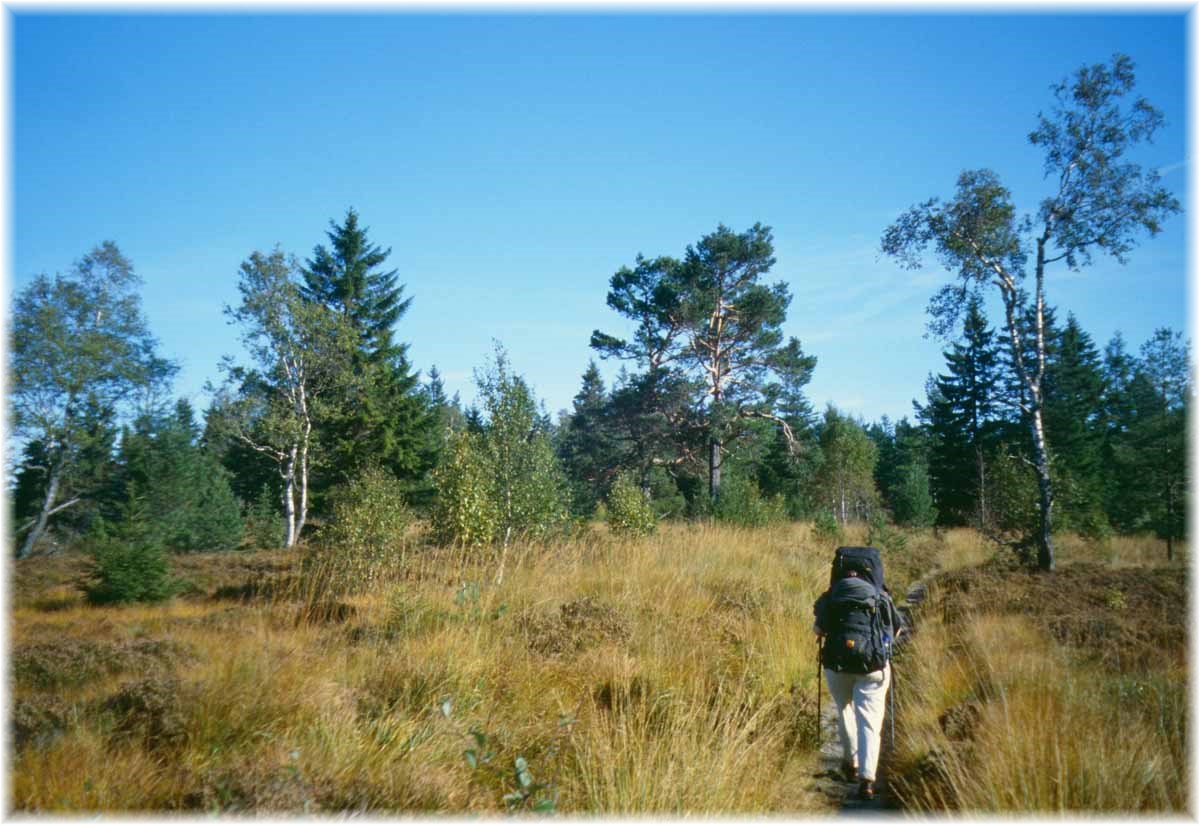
[812,546,904,801]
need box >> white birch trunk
[296,420,311,542]
[283,445,298,548]
[18,467,62,559]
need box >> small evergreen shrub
[890,462,938,528]
[605,472,657,537]
[866,514,908,556]
[647,466,689,520]
[986,445,1040,539]
[697,474,787,528]
[246,484,281,550]
[1053,470,1113,541]
[812,510,843,545]
[86,496,180,605]
[174,455,245,551]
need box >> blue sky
[11,12,1189,424]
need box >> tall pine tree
[1116,329,1190,558]
[557,361,620,516]
[921,297,1003,526]
[1042,313,1107,534]
[301,209,434,496]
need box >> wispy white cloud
[1158,159,1188,177]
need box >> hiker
[812,546,904,801]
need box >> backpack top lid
[830,546,885,591]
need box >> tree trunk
[997,240,1055,572]
[709,438,722,502]
[296,422,311,542]
[1031,420,1055,571]
[18,467,62,559]
[1031,240,1055,572]
[1165,475,1175,562]
[282,446,298,548]
[975,443,988,531]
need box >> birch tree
[10,242,174,558]
[881,54,1180,570]
[813,407,879,525]
[215,248,356,548]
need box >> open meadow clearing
[10,524,1185,815]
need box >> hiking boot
[839,761,858,782]
[858,779,876,800]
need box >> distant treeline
[10,212,1187,564]
[10,55,1188,571]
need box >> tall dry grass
[11,522,847,814]
[891,559,1187,814]
[12,521,1181,814]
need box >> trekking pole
[889,662,896,751]
[816,636,822,735]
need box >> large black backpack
[828,545,885,591]
[820,546,891,674]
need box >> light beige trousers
[823,663,891,781]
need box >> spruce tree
[870,416,936,527]
[1099,333,1140,530]
[1042,314,1107,534]
[301,208,434,493]
[921,297,1003,526]
[110,399,243,551]
[87,485,179,604]
[1117,329,1189,558]
[558,361,619,515]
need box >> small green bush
[320,466,414,594]
[431,431,499,547]
[890,462,937,528]
[245,484,281,550]
[812,510,843,545]
[986,445,1040,539]
[697,474,787,528]
[866,514,908,556]
[606,472,657,537]
[431,348,571,547]
[86,495,180,605]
